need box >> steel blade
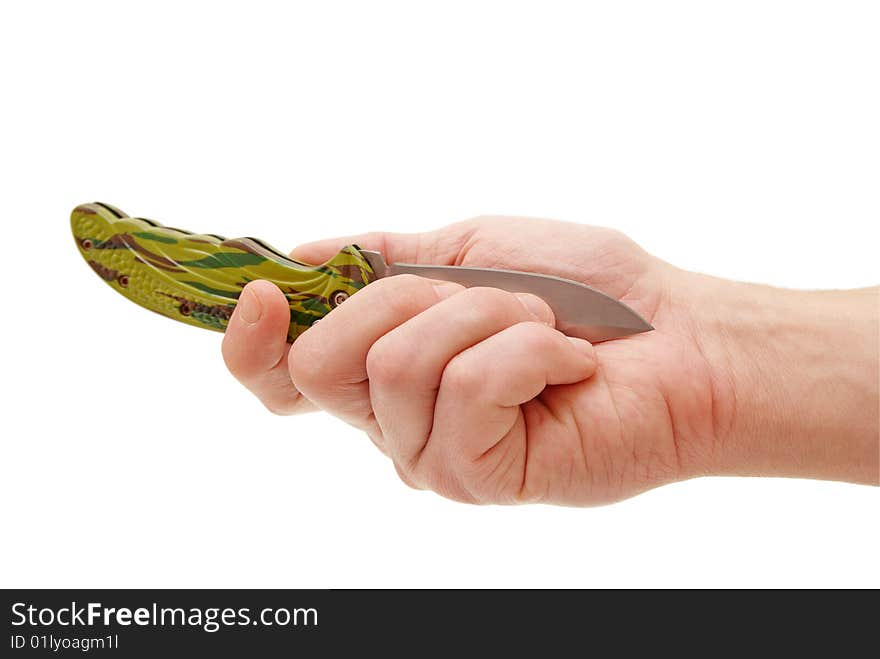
[361,252,653,343]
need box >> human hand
[222,216,879,504]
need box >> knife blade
[71,202,653,343]
[359,251,652,343]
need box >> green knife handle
[71,202,377,341]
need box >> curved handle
[71,202,377,341]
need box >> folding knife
[71,202,652,343]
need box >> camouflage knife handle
[71,202,377,341]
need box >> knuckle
[393,461,424,490]
[515,321,557,351]
[365,336,413,386]
[367,429,388,455]
[382,273,423,291]
[441,354,484,396]
[595,226,627,243]
[416,459,480,504]
[287,330,327,389]
[262,398,295,416]
[460,286,519,318]
[373,274,433,317]
[593,226,639,255]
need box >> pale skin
[221,217,879,505]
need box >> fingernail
[237,288,262,324]
[515,293,554,325]
[567,336,596,359]
[433,281,463,300]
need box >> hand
[222,216,879,504]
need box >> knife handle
[71,202,377,341]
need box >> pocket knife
[71,202,652,343]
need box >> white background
[1,1,877,588]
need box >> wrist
[691,278,879,483]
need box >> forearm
[692,278,879,484]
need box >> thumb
[289,226,470,266]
